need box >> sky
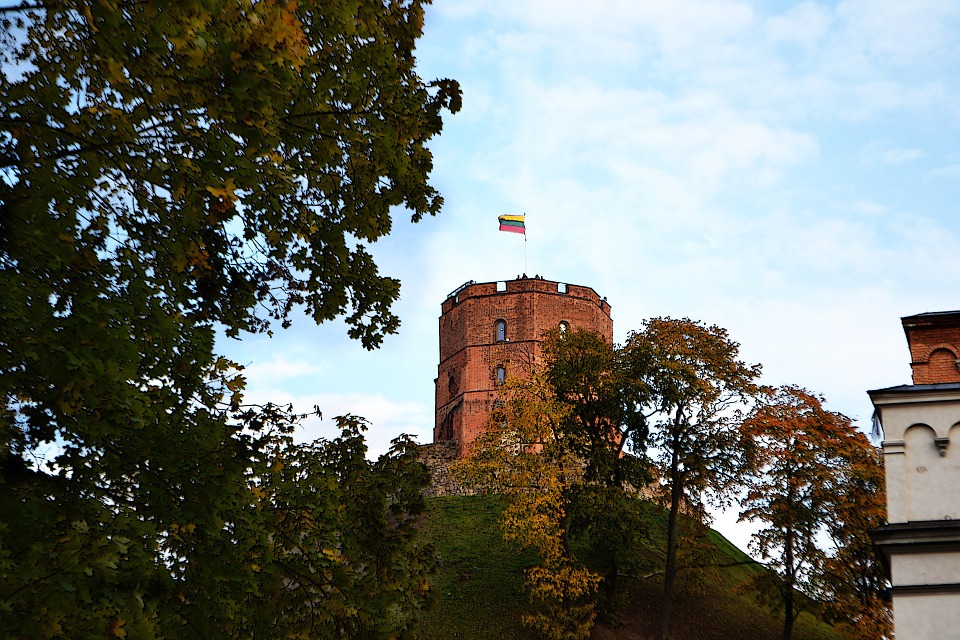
[219,0,960,550]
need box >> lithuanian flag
[498,214,525,235]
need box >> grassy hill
[415,495,851,640]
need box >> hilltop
[414,495,852,640]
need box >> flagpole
[496,214,527,275]
[524,211,528,276]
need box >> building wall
[903,312,960,384]
[891,551,960,584]
[892,594,960,640]
[870,310,960,640]
[874,396,960,523]
[434,276,612,454]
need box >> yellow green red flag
[498,214,525,235]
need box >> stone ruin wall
[416,441,663,502]
[417,442,479,497]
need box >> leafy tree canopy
[0,0,459,636]
[1,0,460,344]
[624,317,762,640]
[738,385,890,640]
[455,371,603,640]
[541,327,651,489]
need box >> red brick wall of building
[902,311,960,384]
[434,277,613,455]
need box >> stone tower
[434,276,612,455]
[869,311,960,640]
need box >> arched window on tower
[496,366,506,386]
[495,319,506,342]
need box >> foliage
[739,386,842,639]
[566,484,661,613]
[457,327,663,636]
[0,0,458,636]
[1,0,459,346]
[455,373,603,640]
[816,429,890,640]
[624,317,762,640]
[245,418,438,639]
[739,385,890,640]
[521,562,603,640]
[538,328,660,617]
[541,327,651,489]
[1,416,438,639]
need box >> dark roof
[868,382,960,396]
[902,310,960,320]
[873,520,960,534]
[900,311,960,345]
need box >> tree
[539,327,654,611]
[455,372,603,640]
[739,386,890,640]
[1,0,459,345]
[0,0,459,636]
[739,386,844,640]
[624,317,762,640]
[817,428,891,640]
[541,327,650,489]
[242,417,438,639]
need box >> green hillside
[415,495,851,640]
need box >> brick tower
[869,311,960,640]
[434,276,612,455]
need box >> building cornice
[870,520,960,580]
[872,520,960,550]
[869,383,960,406]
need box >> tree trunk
[782,577,794,640]
[782,480,796,640]
[605,566,619,612]
[656,446,683,640]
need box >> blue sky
[219,0,960,547]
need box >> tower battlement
[434,275,612,455]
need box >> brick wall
[434,276,613,455]
[902,311,960,384]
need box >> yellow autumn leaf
[321,547,340,561]
[205,178,238,201]
[108,619,127,639]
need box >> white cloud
[834,0,960,65]
[861,141,926,165]
[764,2,834,50]
[927,163,960,180]
[242,356,324,381]
[241,384,433,458]
[479,80,819,202]
[853,199,889,216]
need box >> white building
[870,311,960,640]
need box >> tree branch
[0,2,45,13]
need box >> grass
[415,495,538,639]
[415,495,852,640]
